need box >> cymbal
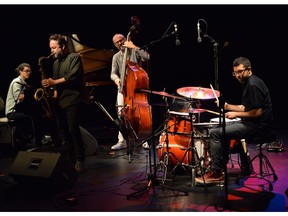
[177,86,220,100]
[190,108,207,113]
[139,89,186,101]
[169,109,207,115]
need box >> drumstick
[210,84,219,102]
[206,109,221,115]
[210,84,225,113]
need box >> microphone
[15,82,33,88]
[197,21,202,43]
[174,23,181,46]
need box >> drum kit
[141,86,222,185]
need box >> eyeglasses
[22,70,32,74]
[232,68,248,76]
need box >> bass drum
[157,132,210,173]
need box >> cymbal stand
[127,99,188,199]
[127,23,189,199]
[169,101,204,188]
[157,108,186,184]
[196,99,202,123]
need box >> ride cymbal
[177,86,220,99]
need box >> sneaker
[75,161,87,174]
[111,141,127,150]
[142,142,149,149]
[195,170,224,184]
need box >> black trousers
[58,103,85,163]
[6,112,36,148]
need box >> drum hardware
[157,110,187,183]
[157,99,212,186]
[169,106,206,187]
[126,22,190,200]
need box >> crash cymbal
[139,89,186,101]
[177,86,220,100]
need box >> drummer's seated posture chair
[236,129,278,191]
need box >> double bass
[119,21,152,141]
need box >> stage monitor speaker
[9,151,78,193]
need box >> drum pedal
[266,140,284,152]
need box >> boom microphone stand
[127,22,188,199]
[199,18,230,210]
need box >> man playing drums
[195,57,274,184]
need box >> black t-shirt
[241,74,273,132]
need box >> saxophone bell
[34,88,44,101]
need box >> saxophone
[34,54,55,120]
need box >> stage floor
[0,123,287,212]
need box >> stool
[0,117,15,147]
[244,133,278,191]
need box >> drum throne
[236,130,278,191]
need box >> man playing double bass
[110,33,150,150]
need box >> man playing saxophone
[41,34,89,174]
[35,54,61,147]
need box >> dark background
[0,4,286,131]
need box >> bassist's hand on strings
[123,41,137,49]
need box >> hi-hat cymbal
[139,89,186,101]
[177,86,220,99]
[169,109,207,116]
